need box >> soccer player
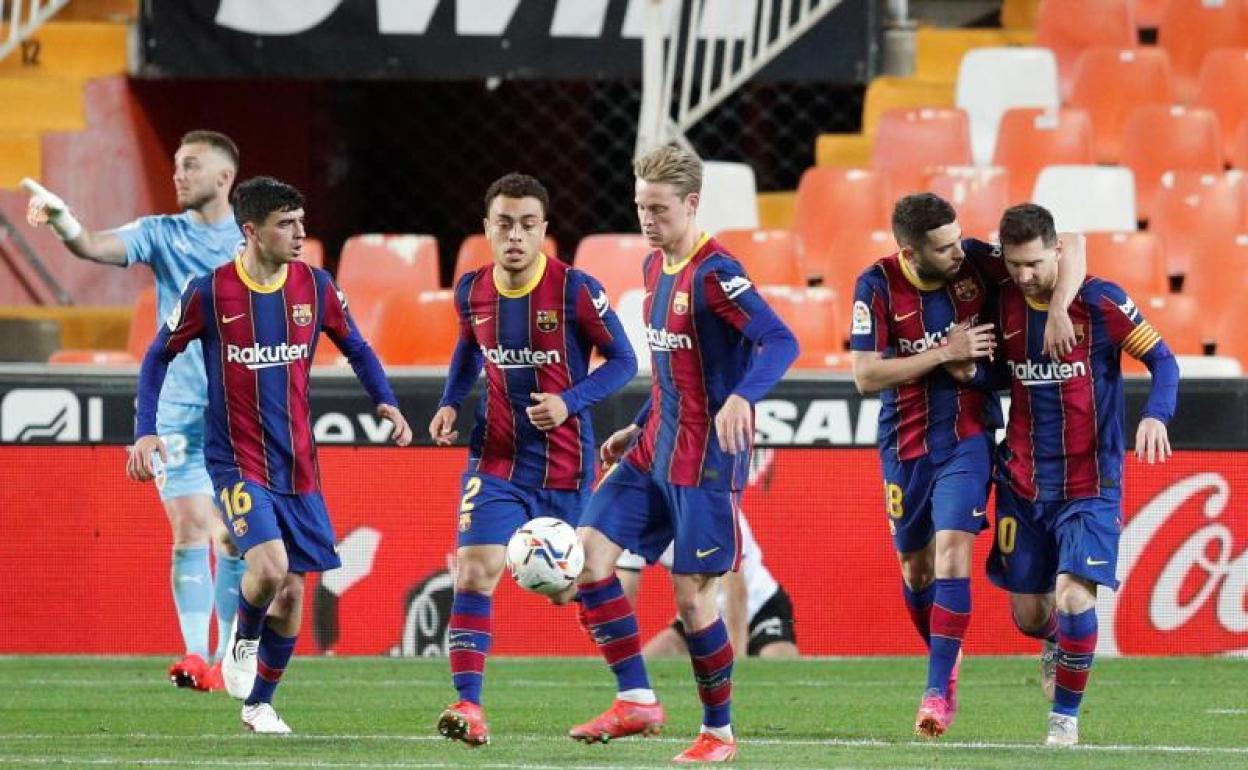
[570,145,799,763]
[427,173,637,747]
[617,513,799,659]
[850,193,1085,739]
[126,176,412,733]
[24,131,247,691]
[983,203,1177,746]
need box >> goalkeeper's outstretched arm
[21,178,128,266]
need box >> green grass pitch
[1,655,1244,769]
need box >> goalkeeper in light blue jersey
[24,130,246,692]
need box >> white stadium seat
[698,161,760,236]
[1032,165,1138,232]
[957,47,1060,165]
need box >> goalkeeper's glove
[20,177,83,241]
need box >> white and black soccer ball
[504,517,584,597]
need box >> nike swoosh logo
[473,315,492,326]
[893,311,918,322]
[971,508,986,518]
[1004,329,1023,340]
[695,547,721,559]
[1086,557,1108,566]
[221,313,246,324]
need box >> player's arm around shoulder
[22,178,129,266]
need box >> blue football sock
[213,552,246,661]
[244,623,298,706]
[927,577,971,696]
[171,546,213,659]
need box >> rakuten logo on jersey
[226,342,310,370]
[895,315,979,355]
[646,326,693,352]
[1008,359,1088,385]
[481,346,562,369]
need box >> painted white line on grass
[1206,708,1247,714]
[1,733,1244,755]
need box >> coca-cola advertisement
[0,446,1242,656]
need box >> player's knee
[576,528,619,581]
[454,558,500,594]
[898,557,934,591]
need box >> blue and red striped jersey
[136,258,397,495]
[627,234,798,491]
[994,277,1176,501]
[850,239,1005,463]
[439,254,637,491]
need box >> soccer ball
[505,517,584,596]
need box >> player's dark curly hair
[891,193,957,250]
[999,203,1058,249]
[484,173,550,218]
[232,176,305,229]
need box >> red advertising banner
[0,447,1243,656]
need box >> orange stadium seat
[1235,122,1248,173]
[993,107,1095,204]
[861,76,957,138]
[1150,172,1244,280]
[1157,0,1248,102]
[1194,49,1248,164]
[1119,105,1224,222]
[336,233,441,337]
[925,166,1009,241]
[1122,293,1204,375]
[759,286,846,369]
[371,289,460,365]
[871,107,972,202]
[1084,231,1168,300]
[805,228,899,297]
[453,234,559,285]
[1183,233,1248,349]
[300,237,324,269]
[714,228,804,287]
[573,234,648,303]
[1068,47,1174,164]
[1036,0,1136,99]
[793,167,890,279]
[1135,0,1165,30]
[1211,280,1248,366]
[48,285,156,365]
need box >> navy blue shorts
[216,480,341,573]
[579,460,741,575]
[455,471,587,548]
[986,481,1123,593]
[880,433,992,553]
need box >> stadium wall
[0,373,1245,657]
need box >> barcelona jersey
[439,254,636,491]
[136,258,396,495]
[994,277,1173,501]
[850,239,1004,463]
[627,234,798,491]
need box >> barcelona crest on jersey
[536,310,559,332]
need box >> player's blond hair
[633,144,702,199]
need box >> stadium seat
[1175,355,1243,378]
[1149,172,1244,280]
[914,27,1037,83]
[1235,122,1248,173]
[1194,49,1248,164]
[861,76,957,138]
[1157,0,1248,102]
[337,233,441,336]
[1067,47,1174,164]
[699,161,760,236]
[301,237,324,269]
[1123,293,1204,375]
[312,334,346,367]
[1183,233,1248,348]
[1084,231,1168,300]
[1001,0,1040,29]
[1135,0,1165,30]
[793,167,890,280]
[1212,285,1248,367]
[50,285,156,365]
[925,166,1009,240]
[955,47,1059,165]
[758,286,846,369]
[1036,0,1136,100]
[573,234,649,303]
[614,288,651,373]
[714,228,804,287]
[1119,105,1224,221]
[453,234,558,285]
[1032,165,1137,232]
[371,289,460,365]
[992,107,1095,204]
[871,108,973,201]
[805,228,898,297]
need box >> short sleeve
[110,216,161,268]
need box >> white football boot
[242,702,292,734]
[222,624,259,700]
[1045,712,1079,747]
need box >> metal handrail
[1,0,72,64]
